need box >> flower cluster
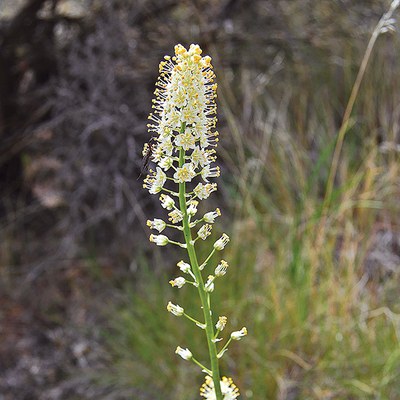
[144,44,224,248]
[144,43,219,191]
[143,44,247,400]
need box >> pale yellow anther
[203,55,212,65]
[189,44,202,55]
[174,44,186,55]
[193,54,202,63]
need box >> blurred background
[1,0,400,399]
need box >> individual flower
[146,218,166,233]
[159,156,174,170]
[215,260,229,277]
[175,131,196,151]
[203,208,221,223]
[160,194,175,210]
[173,163,196,183]
[169,277,186,288]
[198,224,212,240]
[201,165,221,182]
[194,183,217,200]
[177,260,191,274]
[187,200,199,217]
[175,346,192,360]
[200,375,240,400]
[158,137,174,156]
[205,275,215,292]
[167,301,184,316]
[191,146,209,167]
[216,316,227,331]
[214,234,230,251]
[149,234,169,246]
[169,209,183,223]
[231,327,248,341]
[143,167,166,194]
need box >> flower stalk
[178,144,223,399]
[143,44,246,399]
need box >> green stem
[217,337,232,358]
[191,357,212,375]
[200,248,216,270]
[178,143,223,399]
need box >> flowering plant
[143,44,247,399]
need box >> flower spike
[143,44,245,400]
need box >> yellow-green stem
[178,143,223,400]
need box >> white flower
[167,301,184,316]
[231,327,248,341]
[175,131,196,151]
[205,275,215,292]
[158,137,174,156]
[160,194,175,210]
[146,218,166,233]
[199,130,219,149]
[215,260,228,276]
[149,234,169,246]
[201,165,220,182]
[216,316,227,331]
[143,167,166,194]
[177,260,191,274]
[194,182,217,200]
[168,209,183,223]
[159,156,174,170]
[175,346,192,360]
[198,224,212,240]
[213,234,230,251]
[173,163,196,183]
[169,277,186,288]
[203,208,221,223]
[187,200,199,216]
[191,146,209,167]
[200,375,240,399]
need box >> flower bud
[215,260,228,276]
[187,200,199,217]
[177,260,191,274]
[146,218,166,233]
[198,224,212,240]
[167,301,184,316]
[149,234,169,246]
[205,275,215,292]
[160,194,175,210]
[175,346,192,360]
[203,208,221,223]
[216,316,227,331]
[213,233,230,251]
[231,327,248,341]
[169,277,186,288]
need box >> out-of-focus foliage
[0,0,391,272]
